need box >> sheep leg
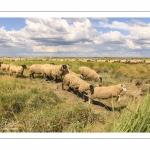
[83,94,86,102]
[43,73,47,79]
[30,73,34,79]
[116,95,121,101]
[62,83,64,90]
[55,76,58,83]
[45,75,49,81]
[88,97,92,104]
[10,72,13,76]
[75,90,80,98]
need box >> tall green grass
[0,76,104,132]
[112,95,150,132]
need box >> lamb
[88,84,127,104]
[62,73,94,101]
[29,64,45,78]
[79,66,102,82]
[9,64,27,77]
[41,64,69,82]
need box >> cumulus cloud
[0,18,150,57]
[129,19,148,27]
[90,17,109,22]
[98,20,150,52]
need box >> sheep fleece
[63,73,91,92]
[90,84,124,100]
[79,66,100,80]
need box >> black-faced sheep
[62,73,94,101]
[41,64,69,82]
[79,66,102,83]
[29,64,45,78]
[9,64,27,77]
[88,84,127,104]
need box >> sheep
[62,73,94,101]
[79,66,102,82]
[41,64,69,82]
[9,64,27,77]
[88,84,127,104]
[145,60,150,64]
[29,64,45,78]
[0,63,10,71]
[68,69,83,79]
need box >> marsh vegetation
[0,57,150,132]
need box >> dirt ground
[41,76,149,117]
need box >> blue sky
[0,17,150,57]
[0,18,26,31]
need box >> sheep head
[121,84,127,92]
[22,65,27,69]
[61,65,69,75]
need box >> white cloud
[99,21,129,30]
[90,17,109,22]
[0,18,150,57]
[125,39,141,49]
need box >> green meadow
[0,58,150,132]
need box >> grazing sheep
[9,64,27,77]
[29,64,45,78]
[62,73,94,101]
[68,69,83,79]
[145,60,150,64]
[88,84,127,104]
[41,64,69,82]
[79,66,102,82]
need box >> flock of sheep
[0,62,127,105]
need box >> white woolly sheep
[62,73,94,101]
[0,63,10,71]
[88,84,127,104]
[9,64,27,77]
[41,64,69,82]
[79,66,102,82]
[68,69,83,79]
[29,64,45,78]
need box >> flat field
[1,57,150,132]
